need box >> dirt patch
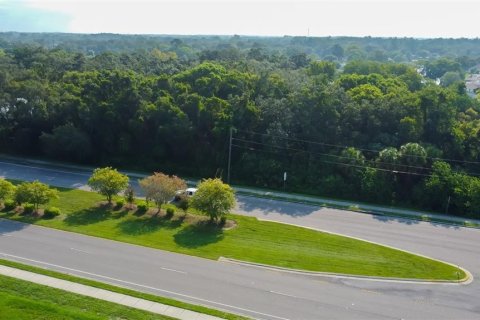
[222,219,237,230]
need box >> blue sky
[0,1,70,32]
[0,0,479,38]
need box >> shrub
[176,194,189,213]
[115,199,125,209]
[124,185,135,207]
[220,216,227,226]
[2,199,16,211]
[166,207,175,219]
[0,179,15,202]
[23,203,35,214]
[137,203,148,213]
[43,207,61,219]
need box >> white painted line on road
[0,252,290,320]
[160,267,187,274]
[268,290,299,299]
[70,248,90,254]
[0,234,12,237]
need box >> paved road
[0,159,479,319]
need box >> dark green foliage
[115,199,125,209]
[166,207,175,219]
[13,181,58,211]
[40,124,92,163]
[1,36,480,216]
[176,194,190,213]
[43,207,61,219]
[137,203,148,213]
[23,203,34,214]
[219,216,227,226]
[124,185,135,207]
[3,199,15,211]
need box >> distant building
[465,74,480,97]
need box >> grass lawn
[0,274,171,320]
[0,187,466,280]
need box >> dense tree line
[3,33,480,64]
[0,39,479,217]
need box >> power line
[235,129,480,165]
[231,137,480,177]
[233,137,436,172]
[231,143,433,177]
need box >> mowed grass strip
[0,258,247,320]
[0,187,465,280]
[0,274,171,320]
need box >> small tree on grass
[139,172,186,214]
[190,178,235,223]
[124,185,135,209]
[88,167,129,204]
[0,179,15,204]
[14,181,58,213]
[27,181,59,213]
[14,183,31,206]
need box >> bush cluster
[43,207,61,219]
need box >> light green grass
[0,258,246,320]
[0,274,172,320]
[0,187,466,280]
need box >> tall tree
[191,178,235,222]
[139,172,186,213]
[88,167,129,203]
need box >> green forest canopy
[0,33,479,217]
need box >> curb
[0,264,223,320]
[236,192,480,229]
[4,154,478,229]
[219,256,472,285]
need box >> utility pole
[227,127,233,184]
[445,195,451,215]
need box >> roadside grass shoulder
[0,273,172,320]
[0,187,466,281]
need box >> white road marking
[268,290,299,299]
[70,248,90,254]
[0,252,290,320]
[160,267,187,274]
[0,234,12,237]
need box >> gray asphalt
[0,159,479,319]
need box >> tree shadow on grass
[118,215,185,236]
[111,209,129,219]
[371,214,461,229]
[64,207,111,226]
[0,210,16,219]
[174,221,224,248]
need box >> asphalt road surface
[0,159,479,319]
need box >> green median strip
[0,258,247,320]
[0,273,173,320]
[0,185,466,281]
